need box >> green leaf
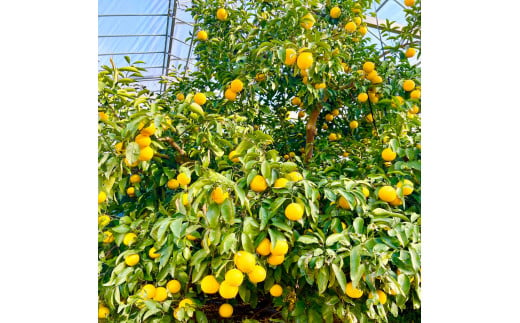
[206,203,220,228]
[317,267,329,294]
[325,233,345,246]
[220,199,235,225]
[297,235,320,245]
[125,142,140,165]
[331,263,347,294]
[350,245,362,287]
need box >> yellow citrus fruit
[363,62,375,73]
[297,52,314,70]
[139,284,156,299]
[287,171,303,182]
[328,133,338,141]
[372,75,383,84]
[135,134,151,148]
[225,269,244,287]
[126,187,136,197]
[404,0,415,7]
[102,231,114,243]
[284,154,290,160]
[234,251,256,273]
[197,30,208,41]
[285,203,304,221]
[332,108,340,116]
[325,113,334,122]
[298,110,306,118]
[270,284,283,297]
[381,148,397,161]
[346,282,363,298]
[98,191,107,204]
[270,240,289,256]
[153,287,167,302]
[300,13,315,29]
[167,179,180,189]
[230,79,244,92]
[211,187,229,204]
[182,193,189,206]
[140,123,156,136]
[362,186,370,198]
[378,186,397,202]
[98,305,110,318]
[193,92,207,105]
[177,173,191,186]
[302,76,309,84]
[200,275,220,294]
[284,48,297,65]
[366,70,378,81]
[358,93,368,102]
[130,174,141,184]
[138,146,154,161]
[216,8,228,21]
[405,48,416,58]
[403,79,415,91]
[123,232,137,246]
[219,280,239,299]
[248,265,267,283]
[267,254,285,266]
[229,150,240,162]
[301,68,309,77]
[369,290,387,304]
[219,303,233,318]
[224,88,237,101]
[124,158,139,167]
[179,298,194,308]
[176,93,185,101]
[256,238,271,256]
[366,113,374,123]
[125,254,140,266]
[409,105,420,114]
[167,280,181,294]
[99,111,109,121]
[314,83,326,89]
[389,196,403,206]
[273,178,289,189]
[341,62,349,72]
[349,120,359,129]
[330,6,341,19]
[397,179,414,195]
[342,152,349,158]
[98,215,110,227]
[322,123,329,130]
[410,89,421,99]
[115,142,124,154]
[250,175,268,192]
[359,26,368,36]
[345,22,357,33]
[338,196,350,209]
[255,73,266,82]
[186,234,198,241]
[291,97,301,106]
[149,247,160,259]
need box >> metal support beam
[160,0,173,93]
[98,51,164,56]
[98,34,166,38]
[164,0,178,79]
[99,14,167,17]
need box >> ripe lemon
[225,269,244,286]
[228,150,240,162]
[234,251,256,273]
[353,16,362,25]
[130,174,141,184]
[300,13,315,29]
[287,171,303,182]
[381,148,397,161]
[182,193,189,206]
[186,234,198,241]
[325,113,334,122]
[219,280,239,299]
[193,92,207,105]
[149,247,160,259]
[123,232,137,246]
[115,142,124,154]
[363,62,375,73]
[291,97,301,106]
[255,73,266,82]
[314,83,326,89]
[284,154,290,160]
[167,179,180,189]
[99,111,108,121]
[346,282,363,298]
[328,133,338,141]
[224,88,237,101]
[274,178,289,188]
[372,75,383,84]
[176,93,185,101]
[338,196,350,209]
[167,280,181,294]
[297,52,313,70]
[358,93,368,102]
[216,8,228,21]
[98,305,110,318]
[177,173,191,186]
[284,48,297,65]
[248,265,267,283]
[179,298,194,308]
[197,30,208,41]
[378,186,397,202]
[138,146,154,161]
[125,254,140,266]
[201,275,220,294]
[98,215,110,227]
[285,203,304,221]
[102,231,114,243]
[219,303,233,318]
[397,179,414,195]
[409,105,420,114]
[289,152,296,158]
[270,240,289,256]
[359,26,368,36]
[365,113,374,123]
[404,0,415,7]
[298,110,306,118]
[135,134,151,148]
[124,158,139,167]
[342,152,349,157]
[302,76,309,84]
[139,284,156,299]
[211,187,228,204]
[389,196,403,206]
[126,187,136,197]
[403,79,415,91]
[98,191,107,204]
[410,89,421,99]
[405,48,416,58]
[369,290,387,304]
[345,22,357,33]
[153,287,168,302]
[349,120,359,129]
[267,254,285,266]
[250,175,268,192]
[140,123,156,136]
[330,6,341,18]
[362,186,370,198]
[230,79,244,92]
[270,284,283,297]
[256,238,271,256]
[322,123,329,130]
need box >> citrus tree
[98,0,421,322]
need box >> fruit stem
[304,104,322,163]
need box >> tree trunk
[304,104,322,163]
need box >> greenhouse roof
[98,0,418,93]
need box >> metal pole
[161,0,173,93]
[164,0,178,81]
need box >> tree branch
[158,137,186,156]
